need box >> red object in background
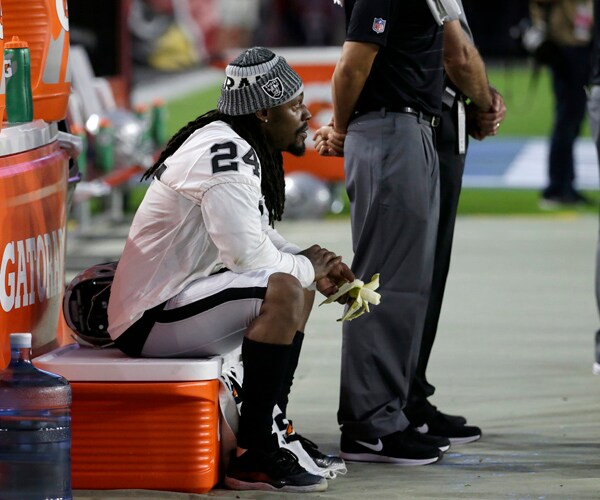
[283,58,344,182]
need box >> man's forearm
[443,20,492,110]
[332,41,378,132]
[332,62,365,132]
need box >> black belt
[355,107,440,127]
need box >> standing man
[404,2,507,444]
[530,0,593,207]
[587,0,600,372]
[315,0,506,464]
[316,0,447,465]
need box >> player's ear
[255,109,269,124]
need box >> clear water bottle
[0,333,72,500]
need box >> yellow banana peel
[320,273,381,321]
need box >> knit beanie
[217,47,304,116]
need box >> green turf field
[165,85,222,137]
[153,63,597,217]
[162,63,589,139]
[124,184,599,218]
[456,187,598,216]
[485,63,590,137]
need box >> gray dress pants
[338,110,440,439]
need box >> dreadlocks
[143,109,286,225]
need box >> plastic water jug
[0,333,72,500]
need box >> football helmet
[63,261,118,347]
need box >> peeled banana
[320,273,381,322]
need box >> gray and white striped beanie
[217,47,303,116]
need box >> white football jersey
[108,121,314,340]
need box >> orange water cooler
[34,344,222,494]
[0,5,6,129]
[0,0,74,364]
[0,120,70,366]
[4,0,70,122]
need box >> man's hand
[299,245,343,281]
[316,261,355,301]
[467,87,506,140]
[314,125,346,157]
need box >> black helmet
[63,261,118,348]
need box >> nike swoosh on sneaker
[355,439,384,452]
[414,423,429,434]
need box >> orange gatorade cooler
[4,0,71,122]
[34,344,221,494]
[0,6,5,130]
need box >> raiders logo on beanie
[217,47,304,116]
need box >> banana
[319,279,364,305]
[364,273,380,290]
[340,297,364,321]
[359,288,381,305]
[320,273,382,322]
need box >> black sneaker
[407,400,467,427]
[340,430,442,465]
[415,412,481,445]
[224,448,328,492]
[436,410,466,426]
[273,413,347,477]
[409,428,450,452]
[293,432,347,473]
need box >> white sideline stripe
[504,139,599,190]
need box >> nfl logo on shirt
[372,17,386,34]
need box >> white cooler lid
[33,344,222,381]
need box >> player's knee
[266,273,305,323]
[267,272,304,303]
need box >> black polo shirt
[345,0,444,117]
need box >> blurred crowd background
[65,0,599,223]
[68,0,531,96]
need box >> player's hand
[315,262,355,302]
[328,261,355,285]
[316,277,339,298]
[300,245,342,281]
